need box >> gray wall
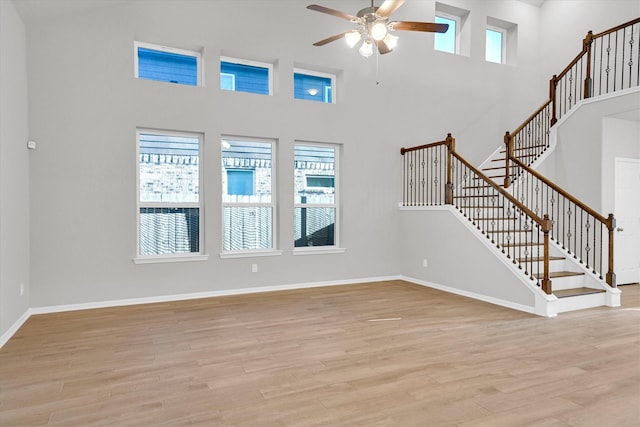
[23,0,543,309]
[1,0,638,338]
[398,209,536,308]
[0,1,31,336]
[543,91,640,213]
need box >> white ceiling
[12,0,546,24]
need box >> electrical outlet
[20,283,24,296]
[422,258,428,268]
[251,264,258,273]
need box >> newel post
[541,214,553,294]
[606,213,617,288]
[445,133,455,205]
[583,30,594,99]
[550,75,558,126]
[504,131,513,188]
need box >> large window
[294,143,339,249]
[221,137,276,253]
[294,69,334,103]
[134,42,201,86]
[220,57,272,95]
[136,130,202,259]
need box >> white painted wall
[539,0,640,81]
[542,90,640,213]
[0,1,30,337]
[22,0,543,310]
[398,208,536,308]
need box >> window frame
[485,26,507,64]
[134,128,206,264]
[220,136,280,258]
[293,68,336,104]
[134,41,203,86]
[434,13,460,54]
[220,56,274,96]
[293,142,344,255]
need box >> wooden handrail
[452,152,545,227]
[512,100,552,136]
[509,156,609,224]
[592,17,640,38]
[400,140,447,155]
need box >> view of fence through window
[221,138,274,251]
[294,144,336,247]
[138,132,201,255]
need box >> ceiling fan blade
[376,0,405,18]
[306,4,358,21]
[313,32,349,46]
[390,21,449,33]
[376,40,392,55]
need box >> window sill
[133,254,209,264]
[219,250,283,259]
[293,247,346,256]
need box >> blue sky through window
[434,16,456,53]
[486,29,503,63]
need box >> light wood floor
[1,281,639,426]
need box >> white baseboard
[0,309,31,349]
[401,275,538,316]
[1,275,402,349]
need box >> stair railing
[506,156,616,288]
[504,18,640,183]
[401,135,554,294]
[499,18,638,289]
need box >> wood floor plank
[1,280,639,426]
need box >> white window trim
[434,12,461,54]
[293,142,342,253]
[221,136,278,255]
[134,41,203,86]
[293,67,337,104]
[134,128,205,263]
[220,56,274,96]
[486,26,507,64]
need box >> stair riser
[556,292,608,313]
[550,275,586,291]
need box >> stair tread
[516,256,565,262]
[554,287,606,298]
[534,271,585,279]
[482,166,506,171]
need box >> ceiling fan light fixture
[382,33,399,50]
[370,21,388,41]
[345,30,362,48]
[359,39,374,57]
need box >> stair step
[500,144,547,153]
[554,287,606,298]
[534,271,585,279]
[502,242,544,247]
[454,194,498,199]
[482,166,506,171]
[516,256,565,262]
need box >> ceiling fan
[307,0,449,57]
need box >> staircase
[400,18,639,315]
